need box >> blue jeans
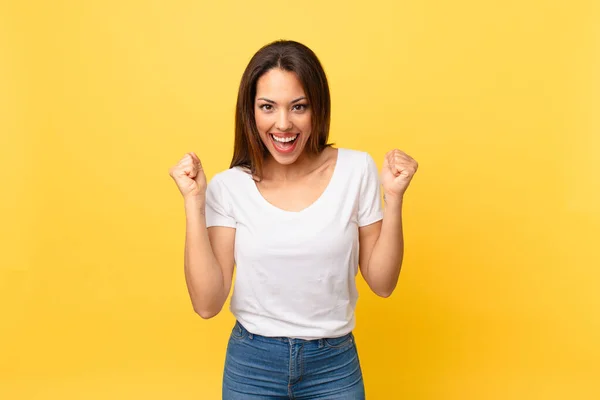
[222,321,366,399]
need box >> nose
[275,110,293,132]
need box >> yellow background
[1,0,599,398]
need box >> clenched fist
[381,149,418,201]
[169,152,207,200]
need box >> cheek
[301,116,312,134]
[293,114,312,132]
[255,113,272,134]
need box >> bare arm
[359,198,404,298]
[358,149,417,298]
[169,151,235,319]
[184,197,235,319]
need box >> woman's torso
[207,148,382,339]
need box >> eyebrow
[256,96,307,104]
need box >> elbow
[373,281,398,298]
[193,305,221,319]
[189,290,227,319]
[198,310,217,319]
[372,266,402,298]
[375,288,395,298]
[367,281,396,298]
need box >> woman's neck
[262,148,331,182]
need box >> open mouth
[270,133,300,154]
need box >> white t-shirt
[205,148,383,340]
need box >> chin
[269,152,302,165]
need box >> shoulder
[337,148,377,172]
[208,166,253,195]
[210,166,250,184]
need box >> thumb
[189,152,201,165]
[187,152,203,170]
[189,152,205,182]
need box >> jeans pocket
[230,321,248,341]
[323,332,354,349]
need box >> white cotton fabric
[205,148,383,339]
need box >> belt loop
[318,338,324,348]
[248,332,254,340]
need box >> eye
[259,104,273,111]
[292,103,308,112]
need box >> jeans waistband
[234,320,354,346]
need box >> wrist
[184,195,206,213]
[383,192,404,208]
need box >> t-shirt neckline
[250,148,344,215]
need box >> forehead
[255,68,305,98]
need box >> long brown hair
[230,40,332,180]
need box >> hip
[223,320,365,399]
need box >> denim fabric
[222,321,366,399]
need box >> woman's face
[254,68,312,165]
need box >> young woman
[169,40,418,399]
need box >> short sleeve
[205,177,236,228]
[358,153,384,227]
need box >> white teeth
[272,134,298,143]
